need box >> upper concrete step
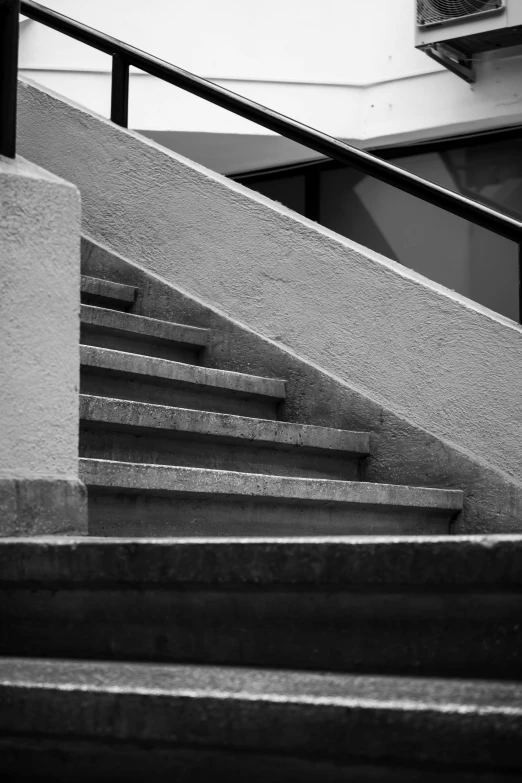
[80,275,137,310]
[1,536,520,680]
[81,458,463,536]
[0,658,520,779]
[80,305,209,362]
[79,395,369,479]
[80,345,286,418]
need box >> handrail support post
[110,52,129,128]
[519,242,522,325]
[0,0,21,158]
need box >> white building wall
[19,0,522,146]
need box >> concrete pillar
[0,155,87,535]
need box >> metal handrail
[2,0,521,318]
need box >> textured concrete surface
[1,536,521,679]
[1,738,519,782]
[3,579,521,679]
[0,155,86,535]
[80,396,370,454]
[0,479,87,536]
[16,78,522,495]
[81,274,136,306]
[80,239,522,533]
[86,498,456,536]
[80,424,362,479]
[80,396,368,479]
[0,658,520,770]
[81,459,463,510]
[81,345,286,399]
[81,305,209,346]
[77,281,459,531]
[1,535,521,586]
[82,460,462,536]
[80,304,208,361]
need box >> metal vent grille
[417,0,504,26]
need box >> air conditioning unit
[415,0,522,82]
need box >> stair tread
[81,275,137,304]
[80,346,286,399]
[81,305,209,347]
[1,658,520,769]
[2,657,519,711]
[80,458,463,511]
[79,395,370,455]
[1,534,521,586]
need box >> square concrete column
[0,155,87,535]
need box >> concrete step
[80,305,209,362]
[80,346,286,418]
[79,395,369,479]
[0,658,520,781]
[80,275,137,310]
[1,536,520,679]
[80,458,463,536]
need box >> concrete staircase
[0,271,520,780]
[78,274,462,537]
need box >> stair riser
[86,492,452,536]
[81,293,134,311]
[81,325,202,363]
[1,588,520,680]
[0,737,518,783]
[79,426,361,480]
[1,684,520,771]
[80,369,280,419]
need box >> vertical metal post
[304,169,320,222]
[0,0,21,158]
[519,242,522,325]
[110,52,129,127]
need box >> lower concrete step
[80,275,137,310]
[80,458,463,536]
[79,395,370,479]
[80,305,209,362]
[80,346,286,418]
[1,536,520,679]
[0,658,520,781]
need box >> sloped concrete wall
[17,78,522,499]
[0,154,86,535]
